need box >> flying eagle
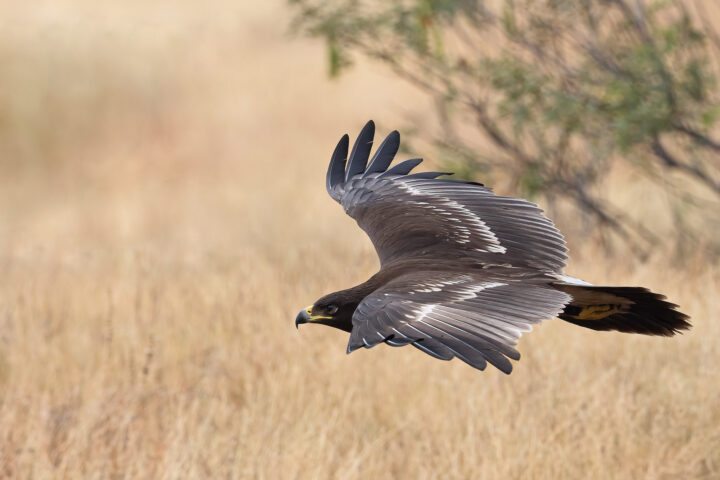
[295,121,690,374]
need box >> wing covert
[348,272,571,373]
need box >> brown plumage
[295,121,690,374]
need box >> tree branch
[651,136,720,194]
[672,123,720,153]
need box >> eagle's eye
[326,304,339,315]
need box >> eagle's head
[295,290,361,333]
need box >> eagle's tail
[552,283,691,336]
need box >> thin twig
[651,136,720,194]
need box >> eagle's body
[296,121,690,374]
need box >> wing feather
[348,272,571,373]
[411,338,455,361]
[326,134,349,193]
[323,124,568,271]
[331,171,567,271]
[365,130,400,175]
[380,158,423,177]
[345,120,375,181]
[405,171,453,179]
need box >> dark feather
[405,171,453,179]
[411,338,454,360]
[380,158,423,177]
[364,130,400,176]
[386,336,413,347]
[326,134,349,192]
[347,272,571,374]
[555,284,691,336]
[345,120,375,181]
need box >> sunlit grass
[0,2,717,479]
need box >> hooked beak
[295,306,312,329]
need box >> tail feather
[553,283,691,336]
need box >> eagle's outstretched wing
[326,121,568,272]
[348,272,571,373]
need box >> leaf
[327,37,350,77]
[701,104,720,129]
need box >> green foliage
[290,0,720,253]
[327,36,349,77]
[701,104,720,128]
[517,162,545,200]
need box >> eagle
[295,121,690,374]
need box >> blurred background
[0,1,717,478]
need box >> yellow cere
[307,305,332,322]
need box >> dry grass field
[0,1,718,479]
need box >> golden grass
[0,2,718,478]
